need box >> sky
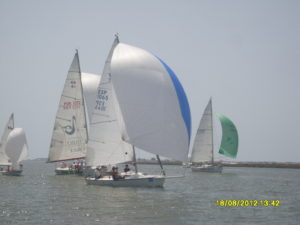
[0,0,299,162]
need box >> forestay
[191,99,213,164]
[0,114,14,166]
[48,52,88,162]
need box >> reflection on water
[0,160,299,225]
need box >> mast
[132,146,138,173]
[11,113,14,130]
[210,98,214,164]
[156,154,166,176]
[77,49,89,142]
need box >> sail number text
[64,101,81,110]
[95,89,108,111]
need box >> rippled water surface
[0,160,299,225]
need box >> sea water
[0,160,299,225]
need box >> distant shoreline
[220,162,300,169]
[138,160,300,169]
[28,158,300,169]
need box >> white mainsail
[48,51,88,162]
[0,114,14,166]
[86,38,133,167]
[191,99,214,164]
[5,128,28,170]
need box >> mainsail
[218,114,239,158]
[191,99,213,164]
[48,51,88,162]
[86,37,133,167]
[0,114,14,166]
[5,128,28,170]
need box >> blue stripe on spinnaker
[156,56,191,144]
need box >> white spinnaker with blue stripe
[86,37,191,166]
[111,42,191,162]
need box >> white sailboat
[191,99,238,172]
[0,114,28,176]
[190,99,222,172]
[85,36,191,187]
[48,51,89,175]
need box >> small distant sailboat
[85,35,191,187]
[191,99,238,172]
[0,114,28,176]
[48,51,89,175]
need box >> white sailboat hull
[55,167,82,175]
[191,164,223,172]
[85,174,165,188]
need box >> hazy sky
[0,0,299,162]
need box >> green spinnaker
[217,114,238,158]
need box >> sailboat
[0,114,28,176]
[85,35,191,187]
[48,51,89,175]
[191,99,238,172]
